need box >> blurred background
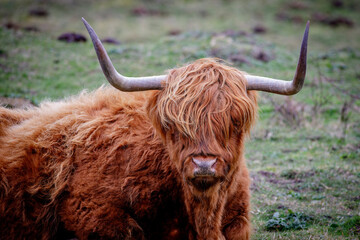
[0,0,359,239]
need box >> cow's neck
[183,183,228,240]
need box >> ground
[0,0,359,239]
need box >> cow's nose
[192,157,217,177]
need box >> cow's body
[0,17,309,238]
[0,80,252,239]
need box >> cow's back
[0,87,178,239]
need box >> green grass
[0,0,359,239]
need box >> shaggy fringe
[156,58,257,141]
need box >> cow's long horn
[82,18,166,91]
[245,21,309,95]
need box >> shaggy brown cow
[0,19,309,240]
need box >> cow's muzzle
[192,156,217,177]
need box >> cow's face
[147,59,257,193]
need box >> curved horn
[82,18,166,92]
[245,21,309,95]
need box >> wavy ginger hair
[148,58,257,146]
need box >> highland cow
[0,19,309,240]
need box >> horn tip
[81,17,101,45]
[81,17,89,27]
[305,20,310,34]
[302,21,310,43]
[82,17,91,31]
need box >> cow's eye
[170,131,178,142]
[231,118,242,134]
[180,143,185,151]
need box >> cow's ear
[146,93,167,141]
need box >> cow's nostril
[192,157,217,170]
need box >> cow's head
[146,59,257,193]
[82,18,309,194]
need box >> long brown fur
[0,58,257,239]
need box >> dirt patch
[29,8,49,17]
[331,0,344,8]
[0,49,7,58]
[267,177,303,186]
[312,12,354,28]
[258,170,277,178]
[252,48,273,63]
[2,21,40,32]
[250,171,299,191]
[250,172,261,191]
[101,37,121,45]
[254,170,305,189]
[287,1,308,10]
[229,53,250,65]
[275,12,304,24]
[351,196,360,201]
[3,21,21,30]
[58,33,87,43]
[252,24,267,34]
[131,6,167,17]
[168,29,182,36]
[214,29,248,38]
[23,26,40,32]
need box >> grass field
[0,0,359,239]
